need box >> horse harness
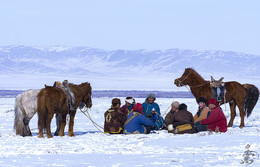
[54,81,77,111]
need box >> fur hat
[112,98,121,106]
[147,93,156,100]
[179,103,187,111]
[125,97,135,104]
[208,98,219,107]
[133,103,143,113]
[171,101,179,109]
[197,97,207,104]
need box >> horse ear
[220,77,224,82]
[211,76,214,82]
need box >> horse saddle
[53,80,76,110]
[210,76,226,103]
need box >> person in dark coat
[123,103,154,134]
[200,98,227,133]
[170,103,197,134]
[104,98,126,134]
[165,101,179,126]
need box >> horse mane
[186,68,207,83]
[69,82,91,96]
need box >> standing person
[193,97,210,132]
[142,94,165,130]
[170,103,197,134]
[123,103,154,134]
[165,101,179,126]
[200,98,227,133]
[104,98,126,134]
[121,97,140,117]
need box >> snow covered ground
[0,97,259,167]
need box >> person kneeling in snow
[142,94,166,130]
[199,98,227,133]
[193,97,210,132]
[168,103,197,134]
[104,98,126,134]
[123,103,154,134]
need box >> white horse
[14,89,61,136]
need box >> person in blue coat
[123,103,154,134]
[142,94,166,130]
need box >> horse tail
[37,90,48,131]
[14,94,26,135]
[243,84,259,117]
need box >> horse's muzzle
[174,79,182,87]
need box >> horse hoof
[239,125,244,128]
[38,134,43,138]
[47,135,53,138]
[68,132,75,137]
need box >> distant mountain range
[0,45,259,90]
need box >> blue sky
[1,0,260,55]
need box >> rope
[79,107,105,134]
[162,87,180,117]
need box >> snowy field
[0,97,260,167]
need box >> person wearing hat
[194,97,210,123]
[169,103,197,134]
[200,98,227,133]
[165,101,179,127]
[142,94,166,130]
[104,98,126,134]
[123,103,154,134]
[193,97,210,132]
[121,97,141,117]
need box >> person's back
[123,103,154,134]
[104,98,126,134]
[171,104,197,134]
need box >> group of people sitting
[104,94,227,135]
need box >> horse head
[174,68,193,87]
[81,82,92,108]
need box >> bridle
[177,70,209,89]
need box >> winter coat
[193,106,210,123]
[123,112,154,134]
[165,110,175,126]
[142,102,165,130]
[200,106,227,132]
[120,104,134,117]
[104,105,126,134]
[171,109,197,134]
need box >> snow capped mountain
[0,45,259,90]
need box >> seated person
[121,97,140,117]
[165,101,179,127]
[194,97,210,132]
[169,103,197,134]
[200,98,227,133]
[104,98,126,134]
[142,94,166,130]
[123,103,154,134]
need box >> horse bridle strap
[177,71,209,88]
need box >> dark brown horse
[174,68,259,128]
[37,82,92,138]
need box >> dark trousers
[195,121,207,132]
[145,126,153,134]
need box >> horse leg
[237,104,245,128]
[54,114,62,136]
[68,110,76,137]
[46,112,54,138]
[59,114,67,136]
[227,102,236,127]
[23,117,32,136]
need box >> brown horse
[37,82,92,138]
[174,68,259,128]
